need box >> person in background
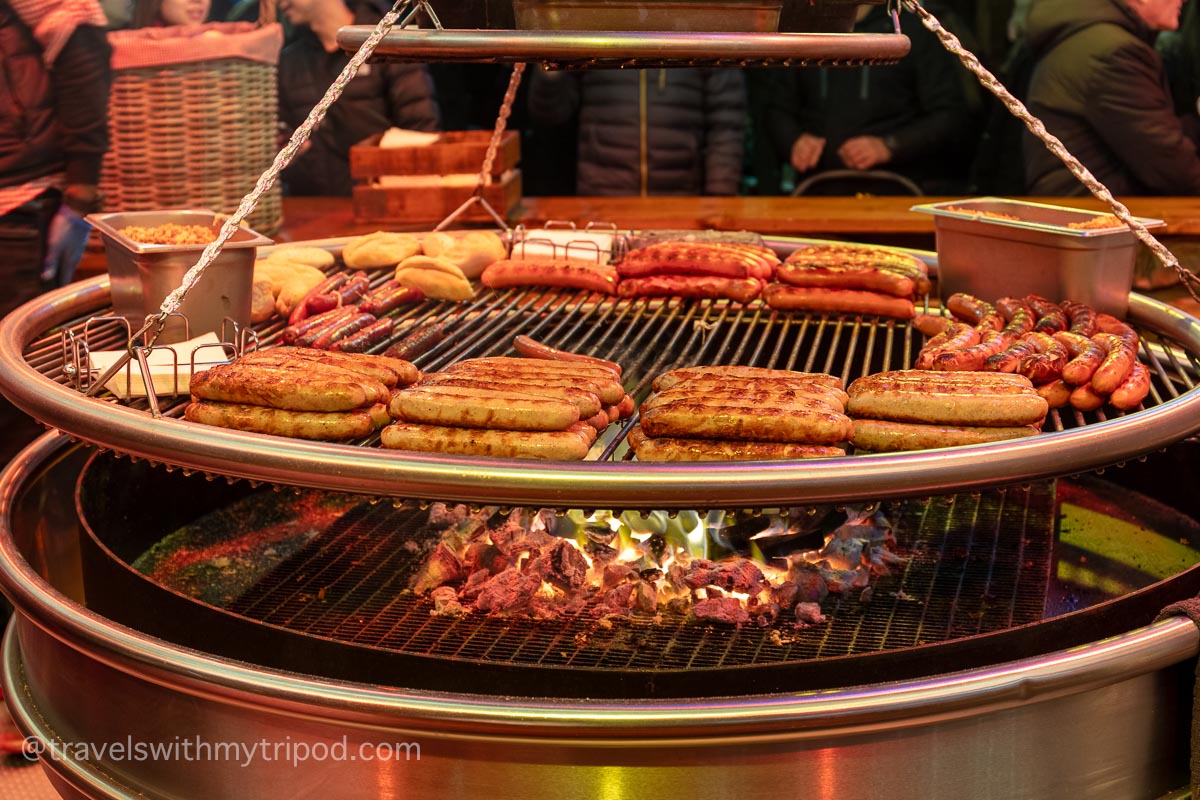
[132,0,210,26]
[1023,0,1200,195]
[1158,0,1200,141]
[761,2,979,195]
[276,0,439,196]
[0,0,111,464]
[526,67,746,197]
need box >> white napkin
[89,333,229,400]
[512,228,615,264]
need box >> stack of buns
[628,366,851,461]
[252,246,335,322]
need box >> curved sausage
[1095,312,1139,347]
[984,333,1042,373]
[1017,332,1069,384]
[946,293,993,325]
[931,328,1009,372]
[915,322,980,369]
[912,313,952,338]
[1069,382,1107,412]
[1024,294,1068,334]
[1035,379,1072,409]
[1108,361,1152,410]
[1053,331,1107,386]
[1060,300,1098,337]
[1090,332,1138,395]
[512,335,623,377]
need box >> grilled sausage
[287,273,348,327]
[388,385,580,431]
[331,317,396,353]
[384,320,448,362]
[1053,331,1107,386]
[763,284,915,318]
[357,280,424,316]
[620,275,764,304]
[651,366,844,392]
[618,248,760,279]
[931,328,1009,372]
[190,363,381,412]
[912,313,952,338]
[646,381,847,411]
[628,426,844,461]
[419,374,603,418]
[1095,313,1139,347]
[984,333,1042,373]
[639,401,853,444]
[784,243,930,294]
[642,393,842,419]
[1090,332,1138,394]
[946,293,993,325]
[481,258,620,295]
[1035,379,1072,409]
[309,312,377,351]
[282,306,356,346]
[1017,332,1069,384]
[445,358,624,404]
[915,322,980,369]
[774,263,916,297]
[847,371,1047,427]
[240,346,418,388]
[1069,382,1107,412]
[380,421,592,460]
[1108,361,1152,410]
[184,401,378,440]
[1024,294,1068,333]
[849,418,1040,452]
[1060,300,1098,337]
[511,335,623,377]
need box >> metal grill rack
[5,251,1200,510]
[224,484,1053,673]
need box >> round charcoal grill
[2,240,1200,799]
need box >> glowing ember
[408,504,902,628]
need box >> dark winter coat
[277,3,439,197]
[527,67,746,196]
[0,1,111,188]
[1023,0,1200,196]
[763,4,976,194]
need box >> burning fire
[413,504,903,628]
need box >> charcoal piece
[430,586,466,617]
[474,570,541,614]
[411,543,464,595]
[749,602,781,628]
[693,597,750,626]
[632,580,658,615]
[458,568,491,602]
[593,583,637,617]
[712,560,767,595]
[794,602,827,626]
[601,563,637,591]
[541,539,590,592]
[463,541,508,576]
[786,560,831,603]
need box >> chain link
[902,0,1200,305]
[475,63,526,194]
[139,0,428,348]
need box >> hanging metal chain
[138,0,428,347]
[901,0,1200,305]
[475,63,526,194]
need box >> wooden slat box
[350,130,521,225]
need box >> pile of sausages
[764,244,929,319]
[184,348,419,440]
[914,293,1151,412]
[381,354,634,460]
[477,239,927,319]
[628,366,852,461]
[280,271,423,353]
[846,370,1047,453]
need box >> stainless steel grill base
[2,435,1198,800]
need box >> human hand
[838,136,892,170]
[41,204,91,286]
[790,133,826,173]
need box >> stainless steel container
[88,209,272,344]
[911,198,1166,316]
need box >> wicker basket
[99,6,283,234]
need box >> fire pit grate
[226,485,1054,669]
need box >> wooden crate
[350,130,522,224]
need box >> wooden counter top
[269,195,1200,240]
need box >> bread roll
[250,280,276,322]
[396,254,468,279]
[395,266,474,302]
[268,246,335,269]
[342,231,421,268]
[420,231,456,258]
[443,231,507,279]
